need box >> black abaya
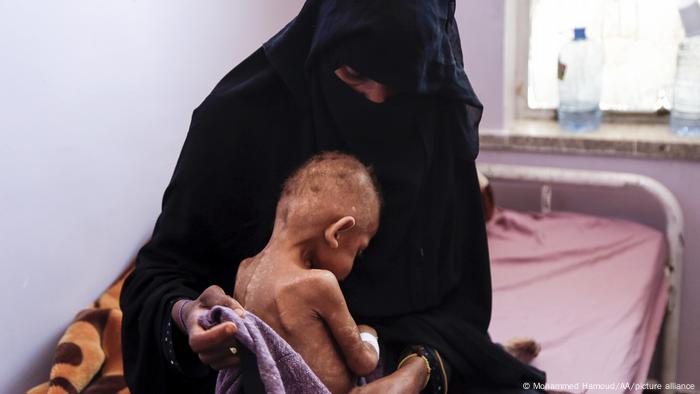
[120,1,546,392]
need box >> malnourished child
[233,152,382,394]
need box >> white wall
[456,0,505,129]
[0,1,304,391]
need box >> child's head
[276,151,381,280]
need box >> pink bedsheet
[487,209,668,394]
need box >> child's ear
[324,216,356,249]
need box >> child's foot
[504,337,541,364]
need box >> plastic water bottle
[677,0,700,37]
[671,0,700,136]
[557,27,604,133]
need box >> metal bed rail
[478,163,684,394]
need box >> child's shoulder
[233,257,255,302]
[306,269,341,292]
[307,268,339,284]
[281,269,342,302]
[236,257,255,276]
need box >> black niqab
[265,0,486,315]
[121,1,545,392]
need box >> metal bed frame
[478,163,684,394]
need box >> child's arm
[309,271,379,377]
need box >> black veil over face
[263,0,545,387]
[267,0,483,101]
[266,0,484,314]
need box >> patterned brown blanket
[28,264,133,394]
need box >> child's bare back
[232,153,382,394]
[235,256,374,393]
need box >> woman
[120,0,546,393]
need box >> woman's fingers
[218,296,245,317]
[198,285,228,306]
[189,321,237,354]
[199,351,241,370]
[199,285,246,316]
[198,345,241,364]
[189,322,242,370]
[184,286,246,370]
[210,356,241,371]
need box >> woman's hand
[171,285,246,370]
[349,356,428,394]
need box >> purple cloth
[199,306,330,394]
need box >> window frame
[506,0,671,128]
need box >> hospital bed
[479,164,683,394]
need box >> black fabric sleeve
[162,297,212,377]
[120,100,260,393]
[119,48,304,393]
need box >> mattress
[486,208,668,394]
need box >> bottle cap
[574,27,587,40]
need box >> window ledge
[480,119,700,161]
